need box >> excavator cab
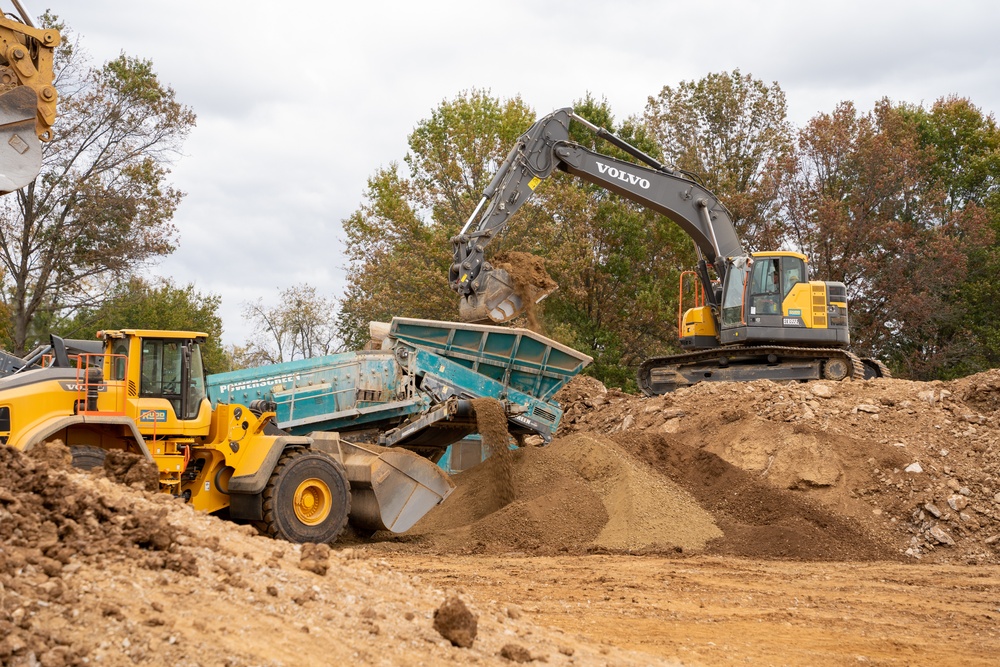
[714,252,849,347]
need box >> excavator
[449,107,890,395]
[0,1,59,192]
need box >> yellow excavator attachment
[0,8,59,193]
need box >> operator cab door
[139,338,209,423]
[719,255,807,343]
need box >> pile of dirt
[0,442,659,666]
[552,372,1000,563]
[391,369,1000,564]
[397,431,722,555]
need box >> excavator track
[637,345,884,396]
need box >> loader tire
[261,449,351,544]
[70,445,107,470]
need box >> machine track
[637,345,888,396]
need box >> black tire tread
[70,445,107,470]
[260,448,351,544]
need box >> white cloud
[62,0,1000,344]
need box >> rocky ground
[5,370,1000,665]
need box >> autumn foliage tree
[0,17,195,353]
[782,99,992,378]
[644,70,795,251]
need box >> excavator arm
[0,2,60,193]
[450,107,744,322]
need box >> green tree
[338,91,541,350]
[0,17,195,353]
[898,97,1000,377]
[61,276,229,373]
[644,70,795,251]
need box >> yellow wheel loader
[0,329,354,543]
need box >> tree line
[2,19,997,388]
[338,77,1000,388]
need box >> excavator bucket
[310,433,454,533]
[0,86,41,194]
[458,266,558,324]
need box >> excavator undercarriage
[637,346,890,396]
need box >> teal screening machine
[206,318,592,528]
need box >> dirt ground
[5,370,1000,665]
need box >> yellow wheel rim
[293,477,332,526]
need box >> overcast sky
[58,0,1000,346]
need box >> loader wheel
[70,445,107,470]
[261,449,351,544]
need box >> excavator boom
[450,108,742,322]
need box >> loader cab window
[111,340,129,382]
[140,339,206,420]
[185,343,207,420]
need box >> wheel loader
[0,320,592,542]
[0,329,362,543]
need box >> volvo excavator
[449,107,889,395]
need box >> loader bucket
[458,267,523,323]
[0,86,41,194]
[310,433,454,533]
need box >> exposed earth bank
[5,370,1000,665]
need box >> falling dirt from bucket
[492,252,557,333]
[471,397,515,508]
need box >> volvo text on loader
[448,107,889,395]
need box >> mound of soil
[400,431,721,555]
[1,442,657,666]
[553,372,1000,564]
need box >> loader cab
[99,329,212,436]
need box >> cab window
[140,339,184,417]
[749,258,781,315]
[111,340,129,382]
[184,343,207,420]
[721,261,748,327]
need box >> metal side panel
[387,317,592,400]
[407,346,565,438]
